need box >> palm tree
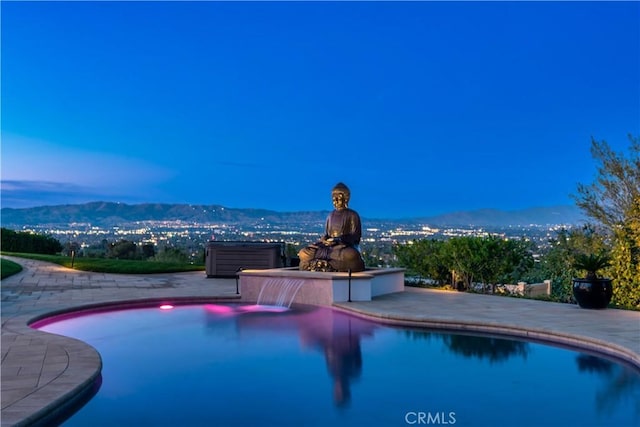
[572,252,612,279]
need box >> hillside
[419,206,585,227]
[0,202,330,227]
[0,202,584,228]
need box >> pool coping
[2,257,639,426]
[332,302,640,372]
[2,296,240,427]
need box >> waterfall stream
[256,278,305,308]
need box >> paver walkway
[2,256,639,426]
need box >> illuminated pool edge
[28,297,640,371]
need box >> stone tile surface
[1,256,639,426]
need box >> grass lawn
[0,252,205,275]
[1,258,23,279]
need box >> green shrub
[1,228,63,254]
[152,247,189,263]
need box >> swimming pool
[36,303,640,426]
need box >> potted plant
[571,252,613,309]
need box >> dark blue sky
[2,1,638,218]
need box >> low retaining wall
[500,280,551,297]
[239,267,405,306]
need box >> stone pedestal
[239,267,405,306]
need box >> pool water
[37,304,639,427]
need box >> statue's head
[332,182,350,210]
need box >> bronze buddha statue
[298,183,365,272]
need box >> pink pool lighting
[236,304,289,313]
[203,303,289,315]
[159,304,174,310]
[203,304,236,314]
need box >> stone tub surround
[2,257,639,426]
[239,267,406,305]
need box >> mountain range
[0,202,585,228]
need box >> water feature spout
[256,278,305,308]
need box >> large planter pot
[572,278,613,309]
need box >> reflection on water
[576,354,640,417]
[403,329,530,363]
[577,354,614,374]
[36,303,640,427]
[442,335,529,363]
[231,305,377,406]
